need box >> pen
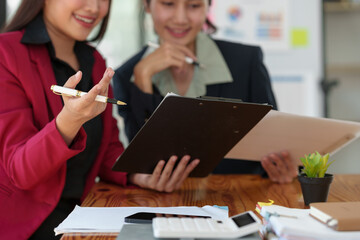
[147,41,206,69]
[264,212,298,219]
[50,85,127,106]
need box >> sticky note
[291,29,309,47]
[255,199,274,213]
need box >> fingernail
[76,71,81,78]
[108,70,114,78]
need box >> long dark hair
[144,0,217,34]
[205,0,217,34]
[1,0,112,42]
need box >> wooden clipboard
[112,95,272,177]
[225,110,360,164]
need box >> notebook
[310,202,360,231]
[260,204,360,240]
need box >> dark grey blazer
[113,39,277,174]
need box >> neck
[187,40,196,55]
[171,64,194,96]
[44,22,78,70]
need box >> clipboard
[112,95,272,177]
[225,110,360,164]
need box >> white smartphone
[152,210,262,239]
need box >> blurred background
[2,0,360,173]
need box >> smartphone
[124,212,211,224]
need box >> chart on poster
[210,0,324,117]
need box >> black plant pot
[298,173,333,206]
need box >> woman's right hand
[128,155,200,192]
[261,151,298,184]
[56,67,114,146]
[133,42,196,94]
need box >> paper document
[54,205,228,235]
[225,110,360,164]
[260,205,360,240]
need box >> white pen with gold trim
[50,85,126,106]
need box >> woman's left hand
[261,151,298,184]
[128,155,200,192]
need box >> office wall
[325,10,360,174]
[211,0,324,117]
[97,1,141,69]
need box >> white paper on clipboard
[225,110,360,165]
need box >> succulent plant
[300,152,334,178]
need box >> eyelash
[161,1,174,6]
[189,4,201,9]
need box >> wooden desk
[61,174,360,240]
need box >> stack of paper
[54,205,228,236]
[260,205,360,240]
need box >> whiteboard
[211,0,324,117]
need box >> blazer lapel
[28,44,63,119]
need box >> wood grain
[61,174,360,240]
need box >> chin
[73,33,92,42]
[168,35,197,46]
[163,37,193,46]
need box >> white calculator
[152,210,262,239]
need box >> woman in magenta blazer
[0,0,198,239]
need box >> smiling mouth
[74,14,95,24]
[166,27,191,37]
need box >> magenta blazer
[0,30,127,239]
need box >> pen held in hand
[147,41,206,69]
[50,85,127,106]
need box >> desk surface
[61,174,360,240]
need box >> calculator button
[168,217,183,231]
[194,218,211,231]
[153,218,169,231]
[181,218,197,232]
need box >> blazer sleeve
[0,60,87,190]
[113,55,163,142]
[249,47,278,110]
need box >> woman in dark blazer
[113,0,298,183]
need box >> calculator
[152,210,262,239]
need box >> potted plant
[298,152,335,205]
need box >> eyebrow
[186,0,205,2]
